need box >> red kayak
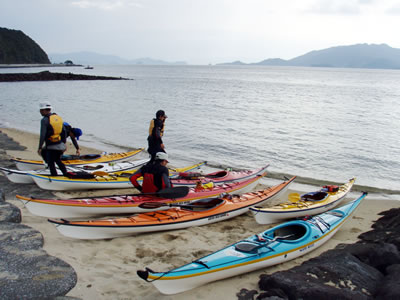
[16,174,267,219]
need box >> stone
[374,264,400,299]
[259,250,383,300]
[0,201,21,223]
[0,223,77,300]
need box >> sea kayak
[28,162,207,191]
[48,176,296,239]
[250,178,356,224]
[137,192,367,295]
[0,159,149,184]
[12,148,144,171]
[16,173,266,218]
[28,163,267,191]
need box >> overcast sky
[1,0,399,64]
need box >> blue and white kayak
[137,192,367,295]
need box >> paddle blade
[157,186,189,199]
[288,193,300,203]
[138,202,167,209]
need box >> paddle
[138,197,220,209]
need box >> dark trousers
[43,149,68,176]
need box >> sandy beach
[2,127,400,300]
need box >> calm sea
[0,65,399,195]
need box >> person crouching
[129,152,172,193]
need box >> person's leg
[46,150,58,176]
[53,150,68,175]
[41,148,48,164]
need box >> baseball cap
[155,152,169,162]
[39,102,52,110]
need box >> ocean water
[0,65,399,195]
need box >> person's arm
[38,117,48,155]
[129,169,143,191]
[161,170,172,189]
[70,134,80,154]
[155,120,164,148]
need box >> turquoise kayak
[137,192,367,295]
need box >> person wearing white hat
[129,152,171,193]
[38,102,68,176]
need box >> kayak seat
[180,198,224,211]
[272,224,307,241]
[205,171,228,178]
[301,191,328,202]
[235,242,261,253]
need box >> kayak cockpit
[301,191,328,202]
[235,224,308,253]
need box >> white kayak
[0,159,149,184]
[250,178,356,224]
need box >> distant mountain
[0,27,50,64]
[49,51,186,65]
[221,44,400,70]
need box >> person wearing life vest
[37,102,68,176]
[147,110,167,162]
[63,122,82,155]
[129,152,172,194]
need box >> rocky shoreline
[0,70,130,82]
[0,132,78,300]
[1,130,400,299]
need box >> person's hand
[37,148,41,156]
[76,149,80,155]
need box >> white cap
[39,102,52,110]
[155,152,169,162]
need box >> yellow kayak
[250,178,356,224]
[12,148,144,171]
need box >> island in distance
[219,43,400,70]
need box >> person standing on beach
[63,122,82,155]
[129,152,172,193]
[147,110,167,162]
[37,102,68,176]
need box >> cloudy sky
[1,0,399,64]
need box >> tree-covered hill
[0,27,50,64]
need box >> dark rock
[257,289,288,300]
[0,130,26,150]
[0,223,77,300]
[374,264,400,299]
[0,71,130,82]
[259,250,382,300]
[0,201,21,223]
[337,242,400,273]
[359,208,400,249]
[237,288,258,300]
[0,188,5,202]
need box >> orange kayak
[48,176,296,239]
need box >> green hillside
[0,27,50,64]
